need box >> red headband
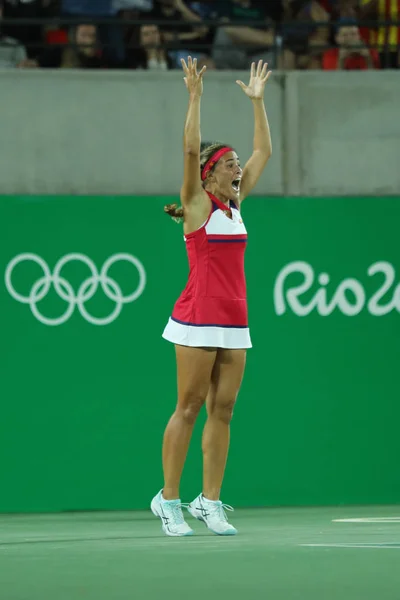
[201,147,233,181]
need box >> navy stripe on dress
[208,239,247,243]
[171,317,248,329]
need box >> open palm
[236,60,271,100]
[181,56,206,96]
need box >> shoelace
[164,502,189,525]
[208,502,234,523]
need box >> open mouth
[232,179,241,192]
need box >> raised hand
[236,60,272,100]
[181,56,207,96]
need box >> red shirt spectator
[323,24,380,69]
[323,47,380,69]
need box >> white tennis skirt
[162,317,252,349]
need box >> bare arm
[164,29,208,42]
[180,57,207,205]
[236,61,272,201]
[172,0,208,39]
[224,26,274,47]
[179,30,207,39]
[174,0,204,23]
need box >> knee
[210,398,237,425]
[178,391,206,425]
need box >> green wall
[0,195,399,513]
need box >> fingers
[236,80,247,92]
[261,62,268,79]
[181,58,188,73]
[249,60,271,81]
[182,55,206,79]
[182,56,195,73]
[188,56,197,75]
[262,70,272,84]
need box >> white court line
[300,543,400,549]
[333,517,400,523]
[0,536,245,550]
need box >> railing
[1,17,399,68]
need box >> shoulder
[0,36,22,47]
[180,188,211,208]
[181,189,212,228]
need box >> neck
[205,185,231,205]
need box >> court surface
[1,505,399,600]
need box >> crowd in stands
[0,0,399,70]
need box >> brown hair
[164,142,231,223]
[60,24,97,68]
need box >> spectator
[151,0,209,67]
[323,21,380,68]
[0,1,27,66]
[359,0,400,68]
[114,0,154,28]
[117,0,155,63]
[21,23,108,67]
[307,0,331,67]
[281,0,358,70]
[185,0,219,62]
[317,0,357,19]
[336,0,359,18]
[61,0,124,65]
[2,0,56,58]
[211,0,280,70]
[126,22,172,68]
[280,0,316,69]
[295,0,332,69]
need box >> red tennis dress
[162,192,251,349]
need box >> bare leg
[162,345,216,500]
[202,349,246,501]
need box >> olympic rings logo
[4,253,146,326]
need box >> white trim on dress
[162,318,252,349]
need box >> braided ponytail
[164,203,184,223]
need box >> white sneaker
[188,494,238,536]
[151,490,194,537]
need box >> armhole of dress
[184,203,214,240]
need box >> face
[208,151,243,201]
[76,25,97,56]
[336,26,361,48]
[140,25,161,48]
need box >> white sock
[202,494,219,503]
[161,492,178,503]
